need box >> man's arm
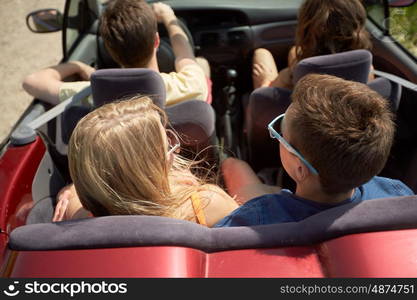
[22,61,95,105]
[153,3,195,71]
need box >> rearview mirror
[26,9,63,33]
[389,0,416,7]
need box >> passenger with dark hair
[252,0,374,90]
[23,0,211,106]
[216,74,413,227]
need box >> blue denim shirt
[215,176,414,227]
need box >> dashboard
[162,0,304,67]
[70,0,303,77]
[147,0,303,93]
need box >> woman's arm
[52,184,90,222]
[288,46,298,68]
[221,157,281,206]
[368,64,375,82]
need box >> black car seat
[61,68,216,160]
[29,69,216,225]
[12,195,417,252]
[246,49,402,171]
[96,33,176,73]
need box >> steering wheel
[157,18,195,73]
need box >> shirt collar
[281,188,360,209]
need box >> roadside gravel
[0,0,64,142]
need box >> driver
[22,0,212,106]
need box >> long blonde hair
[68,96,209,219]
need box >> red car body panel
[2,229,417,277]
[1,139,417,278]
[4,246,323,278]
[0,137,45,263]
[318,229,417,277]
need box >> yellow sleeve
[160,64,208,106]
[190,192,208,226]
[58,81,93,106]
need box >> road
[0,0,63,142]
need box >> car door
[364,0,417,191]
[63,0,102,64]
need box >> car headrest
[367,77,402,112]
[95,35,175,73]
[91,68,166,108]
[293,49,372,84]
[246,86,291,170]
[9,195,417,253]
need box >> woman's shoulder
[197,184,239,227]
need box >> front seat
[246,49,402,171]
[62,68,216,161]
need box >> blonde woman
[52,96,238,227]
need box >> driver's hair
[295,0,372,62]
[68,96,213,219]
[100,0,157,68]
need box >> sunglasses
[267,113,319,175]
[166,129,181,155]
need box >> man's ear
[293,158,309,182]
[154,32,160,49]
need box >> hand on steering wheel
[151,3,195,73]
[152,2,176,24]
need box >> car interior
[27,0,417,189]
[2,0,417,277]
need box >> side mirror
[26,9,63,33]
[389,0,416,7]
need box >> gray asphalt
[0,0,64,142]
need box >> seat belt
[11,86,92,146]
[28,86,92,129]
[374,70,417,92]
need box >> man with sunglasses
[216,74,413,227]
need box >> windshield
[390,2,417,57]
[65,0,100,59]
[366,0,388,32]
[65,0,81,54]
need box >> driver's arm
[22,61,95,105]
[153,2,195,71]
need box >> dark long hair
[295,0,372,62]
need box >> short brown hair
[100,0,157,68]
[295,0,372,62]
[289,74,395,194]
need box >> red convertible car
[1,0,417,277]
